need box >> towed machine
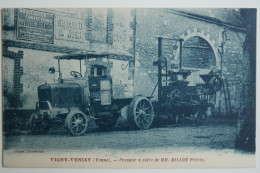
[152,37,222,125]
[28,38,222,136]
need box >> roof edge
[163,9,246,32]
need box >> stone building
[2,8,250,122]
[3,8,136,111]
[133,9,249,115]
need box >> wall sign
[16,9,54,44]
[55,16,85,42]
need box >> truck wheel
[194,110,207,125]
[128,96,154,130]
[65,111,89,136]
[28,113,50,134]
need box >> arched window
[181,36,217,86]
[182,36,216,69]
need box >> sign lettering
[55,16,85,42]
[16,9,54,44]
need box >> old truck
[28,38,222,136]
[28,51,155,135]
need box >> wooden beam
[3,39,134,61]
[183,46,211,49]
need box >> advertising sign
[16,9,54,44]
[55,16,85,42]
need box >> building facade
[2,8,250,119]
[134,9,249,115]
[3,8,136,110]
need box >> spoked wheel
[160,92,170,106]
[194,110,207,125]
[128,97,154,130]
[95,114,118,131]
[65,111,89,136]
[170,89,182,104]
[28,113,50,134]
[209,76,222,92]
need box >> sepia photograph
[1,1,258,169]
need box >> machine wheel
[65,110,89,136]
[209,76,222,92]
[128,96,154,130]
[28,113,50,134]
[170,89,182,104]
[194,110,207,125]
[95,115,118,131]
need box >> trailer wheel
[194,110,207,125]
[128,97,154,130]
[28,113,50,134]
[65,110,88,136]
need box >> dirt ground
[3,116,257,168]
[3,116,239,152]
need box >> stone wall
[3,8,135,56]
[2,8,135,109]
[134,9,248,114]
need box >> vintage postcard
[1,7,256,168]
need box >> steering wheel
[70,71,82,78]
